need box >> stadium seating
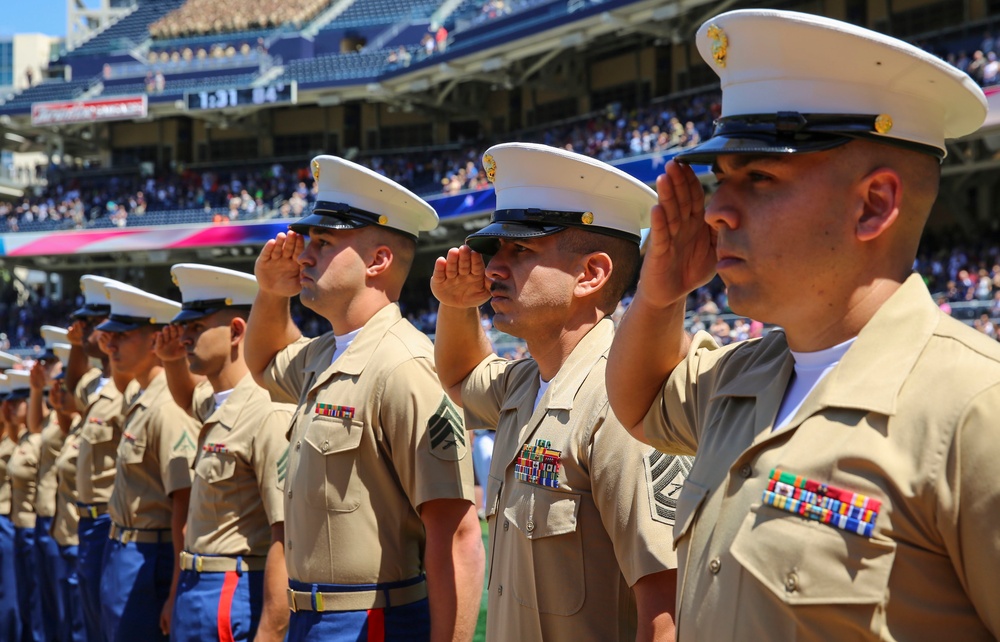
[321,0,442,29]
[100,71,259,98]
[66,0,189,58]
[283,50,392,85]
[0,78,99,111]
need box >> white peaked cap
[676,9,987,163]
[74,275,127,318]
[5,370,31,397]
[0,352,23,368]
[465,142,655,254]
[170,264,259,323]
[41,326,68,348]
[289,155,438,238]
[53,344,72,368]
[97,284,181,333]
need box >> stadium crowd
[149,0,329,39]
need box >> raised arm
[246,231,305,386]
[65,320,93,393]
[607,161,717,441]
[430,245,495,404]
[153,325,205,416]
[27,361,50,433]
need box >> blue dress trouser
[77,514,110,642]
[14,525,43,642]
[34,516,62,642]
[99,537,172,642]
[0,516,21,642]
[57,544,87,642]
[170,567,264,642]
[286,579,430,642]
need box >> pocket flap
[195,452,237,484]
[304,415,364,455]
[504,485,580,540]
[730,504,896,605]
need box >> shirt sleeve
[939,381,1000,636]
[459,354,511,431]
[261,336,314,405]
[190,380,216,422]
[74,367,102,414]
[251,405,293,525]
[155,402,200,496]
[380,357,475,509]
[642,331,720,457]
[589,396,685,585]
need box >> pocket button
[526,520,534,533]
[739,464,752,478]
[784,572,799,592]
[709,557,722,574]
[322,440,330,452]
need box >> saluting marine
[607,9,1000,641]
[245,155,483,642]
[32,325,71,642]
[155,264,292,642]
[66,275,135,642]
[6,368,44,642]
[47,343,86,642]
[432,143,689,641]
[96,285,199,642]
[0,373,20,641]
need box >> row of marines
[3,8,1000,640]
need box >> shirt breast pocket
[195,452,237,484]
[730,503,896,607]
[503,485,584,616]
[301,414,365,512]
[119,431,147,466]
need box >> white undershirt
[96,376,111,394]
[534,376,551,411]
[331,327,363,365]
[213,388,234,411]
[773,337,856,430]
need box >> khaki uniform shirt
[463,319,687,641]
[261,303,475,584]
[53,418,83,546]
[644,274,1000,641]
[75,369,131,505]
[186,375,291,556]
[8,430,40,529]
[0,434,16,515]
[35,414,65,518]
[108,372,199,530]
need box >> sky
[0,0,68,37]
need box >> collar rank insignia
[315,403,354,419]
[203,443,229,454]
[762,468,882,538]
[514,439,561,489]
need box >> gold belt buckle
[195,556,204,573]
[287,588,298,613]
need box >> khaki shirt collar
[712,273,937,419]
[305,303,403,390]
[201,373,260,430]
[500,318,614,412]
[131,371,168,411]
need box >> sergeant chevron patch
[276,445,289,486]
[428,396,467,461]
[644,450,692,525]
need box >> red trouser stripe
[217,571,239,642]
[367,608,385,642]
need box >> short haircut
[559,227,640,314]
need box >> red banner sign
[31,95,148,126]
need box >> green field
[474,521,489,641]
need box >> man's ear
[229,316,247,347]
[574,252,613,300]
[366,245,393,278]
[856,167,902,242]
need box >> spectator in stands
[968,50,987,84]
[435,25,449,53]
[983,52,1000,86]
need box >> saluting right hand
[638,161,718,309]
[153,325,186,363]
[255,231,305,298]
[431,245,491,309]
[67,320,86,346]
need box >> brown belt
[76,503,108,519]
[286,577,427,612]
[108,522,171,545]
[179,551,267,573]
